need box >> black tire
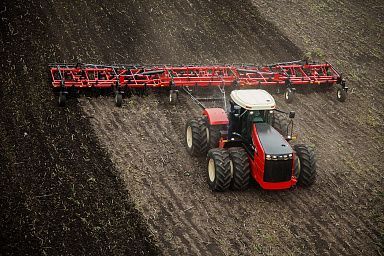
[58,92,66,107]
[294,144,317,187]
[169,90,178,105]
[207,148,231,191]
[272,113,289,137]
[228,147,250,190]
[336,85,347,102]
[208,125,224,149]
[201,116,224,149]
[115,93,123,107]
[185,117,208,156]
[293,155,300,182]
[284,88,294,103]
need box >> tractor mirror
[289,111,295,118]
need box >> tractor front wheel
[207,148,231,191]
[228,147,250,190]
[185,118,208,156]
[294,144,317,187]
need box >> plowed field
[1,0,383,255]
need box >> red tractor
[185,89,317,191]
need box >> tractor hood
[255,123,293,156]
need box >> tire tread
[294,144,317,187]
[228,147,250,190]
[207,148,231,191]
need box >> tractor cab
[227,89,296,143]
[227,89,276,142]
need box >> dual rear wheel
[184,117,223,156]
[207,147,250,192]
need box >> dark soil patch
[0,1,159,255]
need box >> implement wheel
[284,88,294,103]
[58,92,66,107]
[115,93,123,107]
[207,148,231,191]
[185,117,208,156]
[336,85,347,102]
[294,144,317,187]
[228,147,250,190]
[169,90,178,105]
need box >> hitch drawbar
[49,60,347,107]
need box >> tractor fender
[203,108,229,125]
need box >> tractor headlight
[272,155,278,160]
[266,154,271,160]
[288,154,293,159]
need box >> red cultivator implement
[49,60,347,107]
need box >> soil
[1,0,383,255]
[0,1,158,255]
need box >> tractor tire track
[85,88,381,255]
[83,96,230,255]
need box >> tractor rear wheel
[272,113,289,137]
[228,147,250,190]
[207,148,231,191]
[185,118,208,156]
[294,144,317,187]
